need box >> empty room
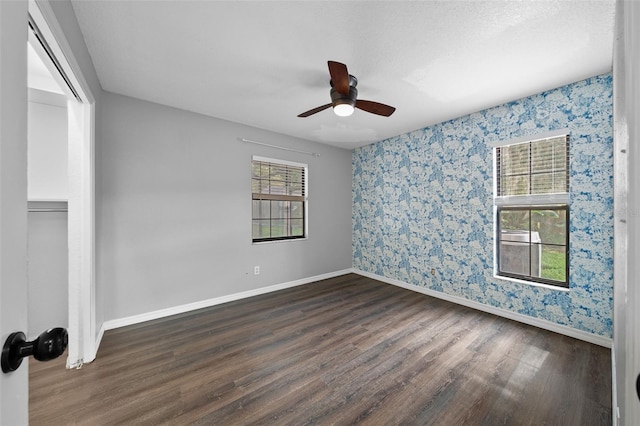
[1,0,639,425]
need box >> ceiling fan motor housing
[330,75,358,109]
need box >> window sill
[252,237,308,245]
[493,274,570,292]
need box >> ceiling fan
[297,61,396,118]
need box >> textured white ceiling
[70,1,614,150]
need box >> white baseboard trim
[101,268,611,349]
[353,269,613,348]
[103,269,353,331]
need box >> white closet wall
[27,89,68,336]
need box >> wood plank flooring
[29,274,612,425]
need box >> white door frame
[623,0,640,420]
[29,0,97,367]
[613,1,640,424]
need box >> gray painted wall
[98,92,352,321]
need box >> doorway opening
[27,1,96,368]
[27,38,68,338]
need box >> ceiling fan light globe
[334,104,354,117]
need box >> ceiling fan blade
[328,61,350,95]
[356,100,396,117]
[297,103,332,117]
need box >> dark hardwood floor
[30,274,612,425]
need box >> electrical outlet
[254,266,260,275]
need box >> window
[494,134,569,288]
[252,156,307,242]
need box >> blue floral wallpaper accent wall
[352,74,613,338]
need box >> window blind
[496,135,569,197]
[252,160,305,202]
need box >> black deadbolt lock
[1,328,68,373]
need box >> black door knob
[1,327,68,373]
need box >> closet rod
[28,209,68,213]
[240,138,320,157]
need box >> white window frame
[251,155,308,244]
[491,130,570,291]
